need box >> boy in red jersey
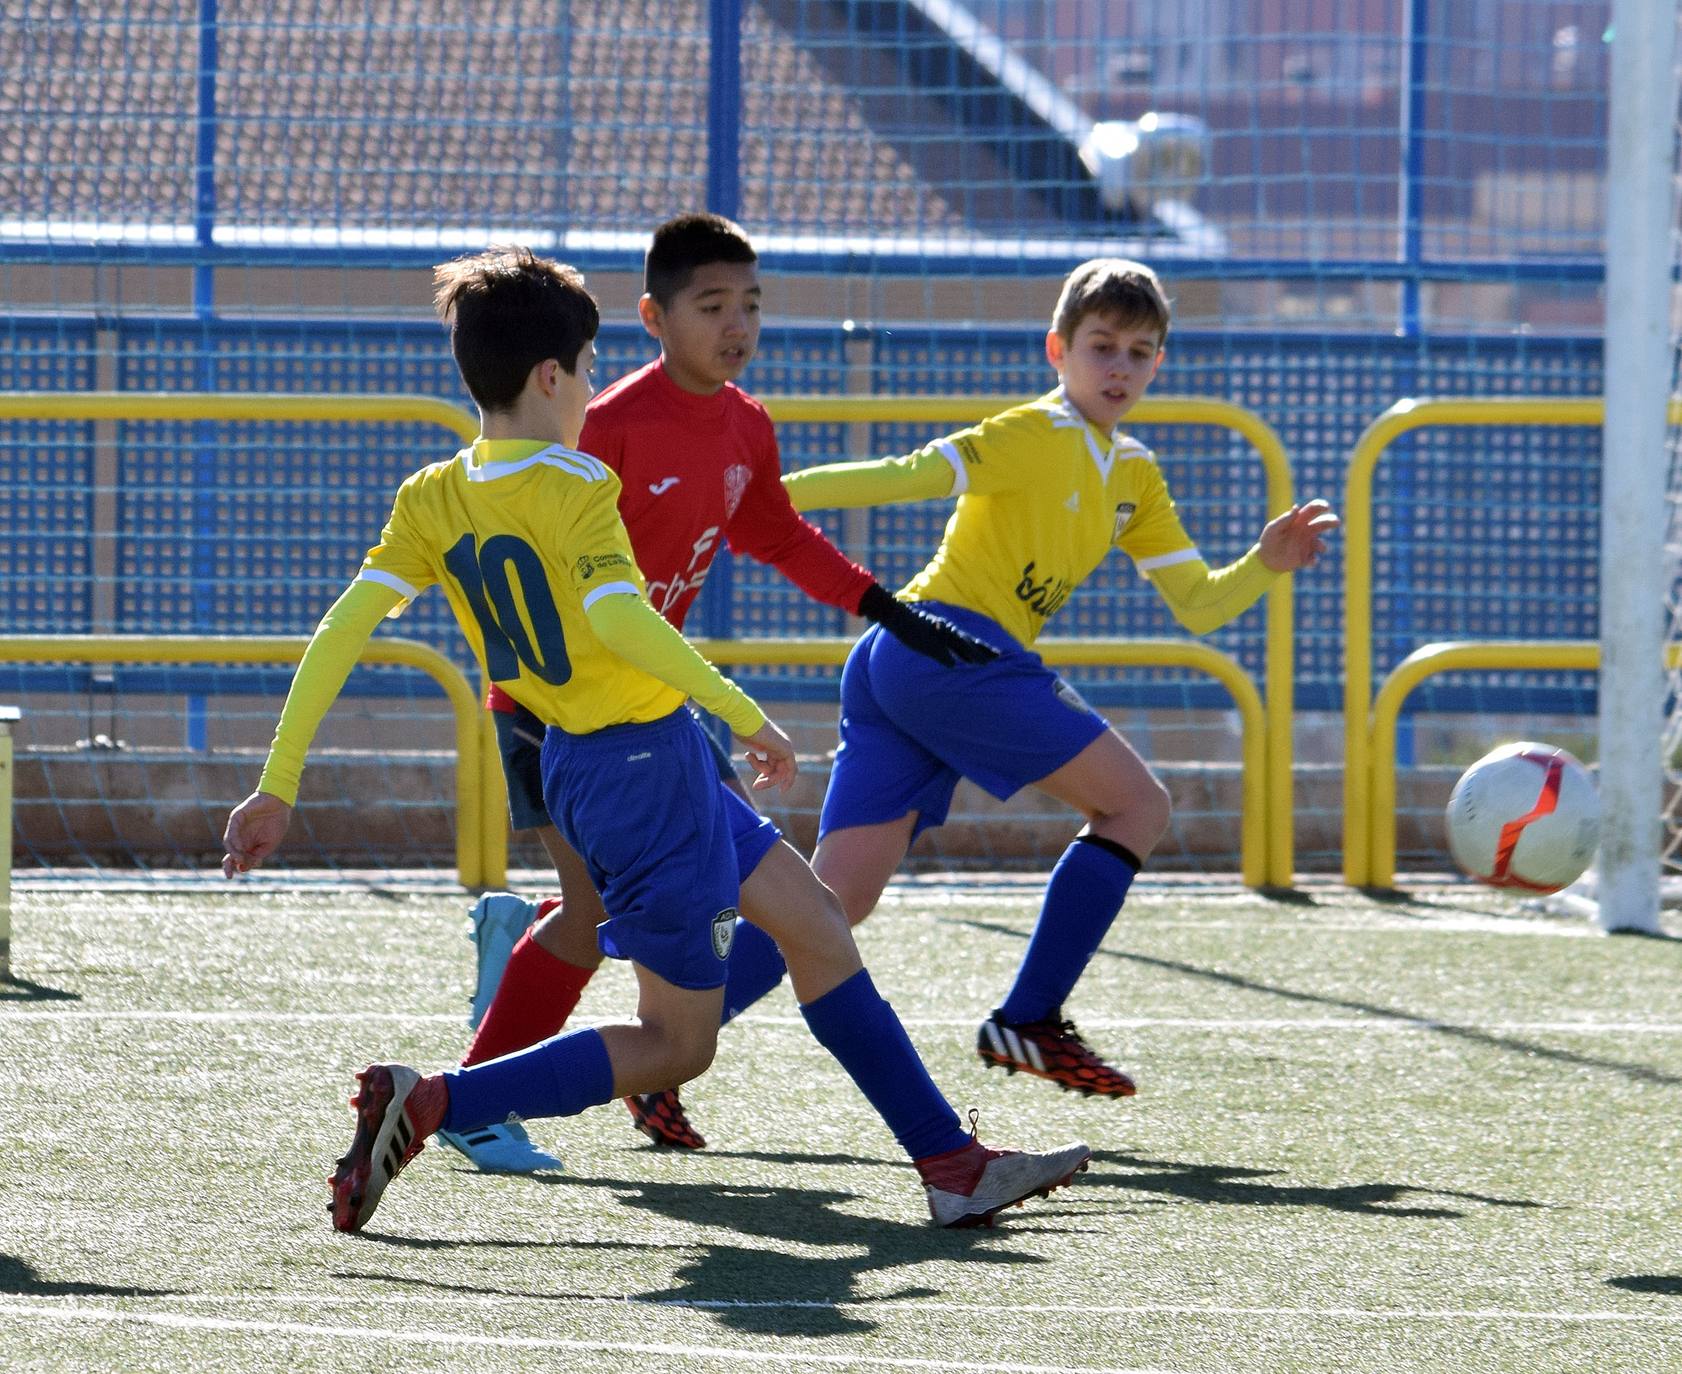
[449,214,995,1172]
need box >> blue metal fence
[0,312,1603,715]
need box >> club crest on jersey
[1112,502,1137,541]
[711,908,738,961]
[1053,676,1093,714]
[722,464,752,520]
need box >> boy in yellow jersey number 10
[771,258,1341,1095]
[219,246,1090,1233]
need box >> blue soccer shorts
[496,698,738,831]
[819,601,1110,843]
[540,708,780,989]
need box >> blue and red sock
[800,968,968,1161]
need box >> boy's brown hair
[644,212,757,307]
[433,245,600,412]
[1051,258,1171,344]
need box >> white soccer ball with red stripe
[1444,742,1600,893]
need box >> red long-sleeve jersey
[487,358,875,712]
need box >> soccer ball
[1444,742,1600,893]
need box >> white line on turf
[6,1294,1682,1328]
[3,1009,1682,1035]
[0,1302,1184,1374]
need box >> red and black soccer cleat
[328,1063,442,1232]
[624,1089,706,1149]
[976,1012,1137,1098]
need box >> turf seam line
[0,1301,1185,1373]
[18,1293,1682,1324]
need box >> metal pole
[1398,0,1429,338]
[188,0,220,751]
[707,0,743,219]
[1597,0,1678,933]
[0,707,17,981]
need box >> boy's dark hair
[644,212,758,307]
[1052,258,1171,345]
[432,245,600,412]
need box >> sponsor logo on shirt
[1064,491,1081,513]
[1015,561,1071,619]
[647,526,721,614]
[576,553,632,581]
[648,477,680,496]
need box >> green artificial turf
[2,879,1680,1373]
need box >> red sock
[461,932,595,1066]
[406,1073,450,1139]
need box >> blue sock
[440,1027,615,1133]
[996,837,1138,1026]
[721,918,787,1024]
[800,968,968,1161]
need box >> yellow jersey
[360,438,688,734]
[901,389,1200,646]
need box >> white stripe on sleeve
[357,568,421,600]
[1135,548,1202,572]
[581,580,642,611]
[934,439,968,496]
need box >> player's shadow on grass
[349,1171,1068,1337]
[1608,1275,1682,1297]
[1084,1150,1540,1218]
[949,915,1682,1089]
[0,974,78,1003]
[0,1252,180,1298]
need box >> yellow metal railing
[683,635,1271,888]
[0,392,486,886]
[1367,640,1682,888]
[0,390,480,439]
[1340,396,1682,886]
[0,635,488,889]
[764,394,1297,886]
[2,390,1280,888]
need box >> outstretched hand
[222,790,293,878]
[1258,498,1340,573]
[737,718,798,793]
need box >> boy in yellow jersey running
[219,246,1090,1233]
[777,258,1339,1097]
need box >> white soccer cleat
[916,1136,1092,1228]
[466,892,543,1028]
[436,1120,564,1174]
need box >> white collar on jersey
[455,443,610,484]
[1042,385,1136,484]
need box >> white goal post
[1601,0,1681,932]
